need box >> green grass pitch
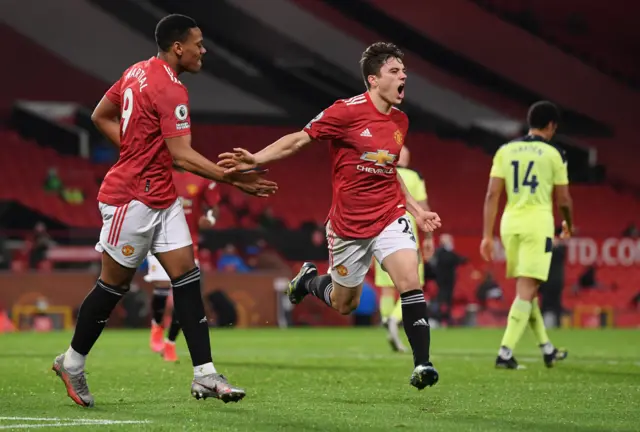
[0,328,639,431]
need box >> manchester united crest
[121,245,135,256]
[393,130,404,146]
[186,183,198,195]
[335,264,349,277]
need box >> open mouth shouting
[397,84,405,100]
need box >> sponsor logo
[360,149,397,167]
[357,149,397,175]
[121,245,135,256]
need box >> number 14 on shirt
[511,160,539,193]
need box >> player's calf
[52,278,129,407]
[382,249,437,386]
[329,281,361,315]
[150,286,171,353]
[66,278,130,372]
[151,286,171,325]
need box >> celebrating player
[374,145,434,353]
[219,42,442,390]
[480,101,571,369]
[147,168,221,363]
[52,14,276,407]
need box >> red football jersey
[172,170,221,241]
[304,92,408,239]
[98,57,191,209]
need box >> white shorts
[95,199,192,269]
[326,216,418,288]
[144,255,200,283]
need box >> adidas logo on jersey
[360,128,372,137]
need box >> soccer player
[51,14,277,407]
[480,101,571,369]
[374,145,434,353]
[147,168,221,363]
[219,42,442,390]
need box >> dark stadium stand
[474,0,640,86]
[3,122,640,236]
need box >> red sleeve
[154,84,191,139]
[303,101,348,140]
[201,180,221,207]
[105,78,122,108]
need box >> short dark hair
[155,14,198,52]
[527,101,560,129]
[360,42,404,89]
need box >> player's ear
[173,41,183,57]
[367,74,377,88]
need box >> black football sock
[400,290,431,367]
[306,274,333,307]
[151,287,170,325]
[171,267,212,367]
[167,309,181,342]
[70,279,126,355]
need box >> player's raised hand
[480,237,494,262]
[227,171,277,198]
[416,210,441,233]
[218,148,258,174]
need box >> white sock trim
[63,346,86,374]
[193,362,217,377]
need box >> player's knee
[336,301,357,315]
[393,274,421,294]
[97,278,130,295]
[516,277,539,301]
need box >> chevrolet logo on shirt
[360,150,397,167]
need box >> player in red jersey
[51,15,276,407]
[147,168,221,362]
[219,43,441,390]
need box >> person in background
[353,281,378,327]
[476,270,503,309]
[539,227,568,327]
[28,222,53,269]
[431,234,467,325]
[217,244,251,273]
[44,167,63,194]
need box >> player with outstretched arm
[219,43,441,390]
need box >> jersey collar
[364,92,393,119]
[151,56,177,74]
[523,134,551,143]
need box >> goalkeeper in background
[374,145,434,352]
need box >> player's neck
[157,52,183,75]
[528,128,553,141]
[368,90,393,115]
